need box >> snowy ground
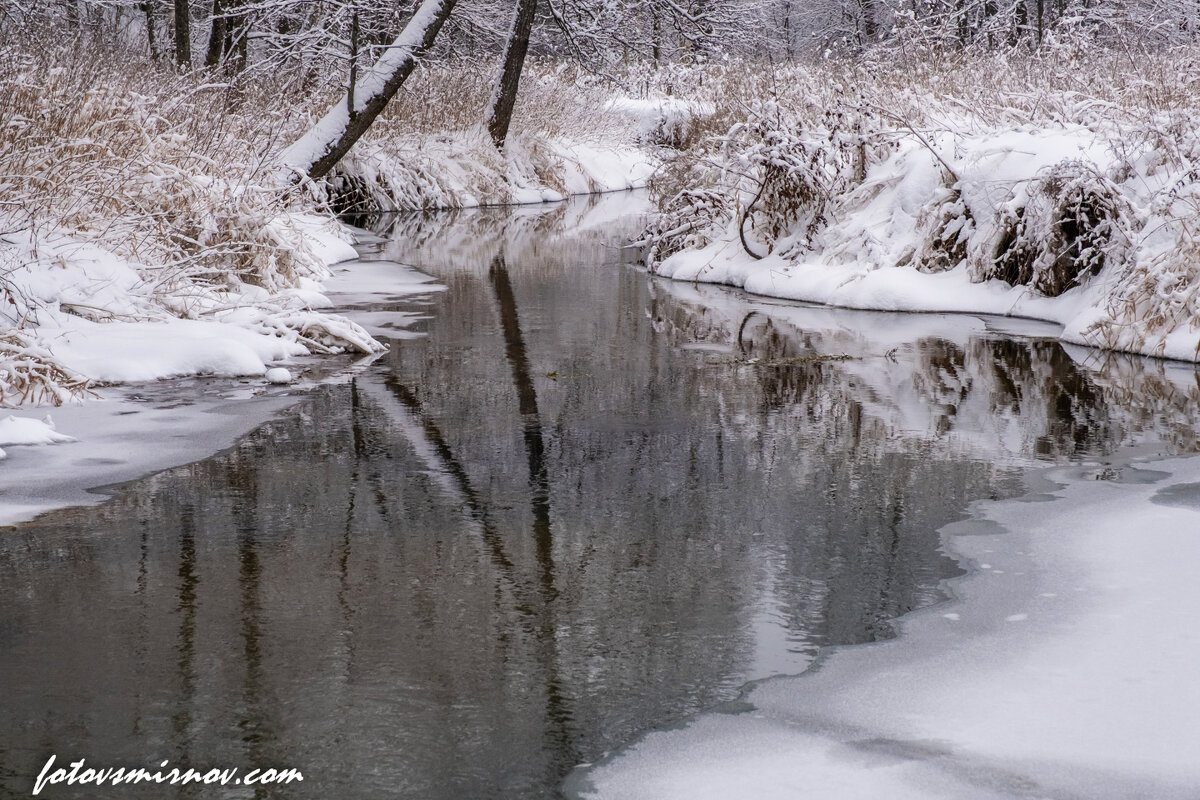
[575,452,1200,799]
[651,120,1200,363]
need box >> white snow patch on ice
[578,455,1200,800]
[0,415,75,446]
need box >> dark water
[2,194,1199,799]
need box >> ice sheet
[577,456,1200,799]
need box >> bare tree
[173,0,190,67]
[485,0,538,149]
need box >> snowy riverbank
[331,134,655,212]
[0,215,381,402]
[639,51,1200,364]
[0,245,447,525]
[577,452,1200,799]
[651,120,1200,362]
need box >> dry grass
[0,30,331,291]
[0,332,93,406]
[637,42,1200,358]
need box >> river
[2,192,1197,799]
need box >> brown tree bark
[485,0,539,150]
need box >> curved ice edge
[570,453,1200,800]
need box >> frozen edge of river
[0,251,447,528]
[575,454,1200,799]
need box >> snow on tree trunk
[279,0,459,182]
[485,0,538,150]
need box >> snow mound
[0,414,76,447]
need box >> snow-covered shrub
[639,188,731,268]
[605,96,719,150]
[638,85,878,271]
[1084,215,1200,359]
[977,162,1129,297]
[734,115,833,255]
[0,332,92,407]
[902,185,974,274]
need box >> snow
[605,96,715,147]
[265,367,292,384]
[0,414,75,459]
[279,0,453,176]
[336,132,654,212]
[649,122,1200,362]
[576,455,1200,800]
[0,211,386,396]
[44,315,309,382]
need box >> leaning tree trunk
[279,0,459,181]
[485,0,538,150]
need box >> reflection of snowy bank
[578,455,1200,799]
[361,189,654,275]
[649,278,1200,462]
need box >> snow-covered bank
[577,453,1200,799]
[651,121,1200,362]
[640,52,1200,363]
[0,217,382,404]
[330,132,655,213]
[0,250,446,526]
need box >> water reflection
[2,194,1199,799]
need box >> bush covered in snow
[638,45,1200,361]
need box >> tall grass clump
[0,27,387,403]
